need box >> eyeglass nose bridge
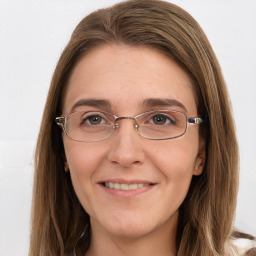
[114,116,139,130]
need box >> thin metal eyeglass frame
[55,110,208,142]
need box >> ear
[64,161,69,172]
[193,137,206,176]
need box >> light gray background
[0,0,255,255]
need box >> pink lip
[97,179,156,197]
[98,179,154,184]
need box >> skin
[62,44,205,256]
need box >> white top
[231,238,256,255]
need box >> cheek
[64,140,103,170]
[145,140,199,220]
[63,141,107,214]
[63,140,107,191]
[149,137,199,200]
[152,140,198,175]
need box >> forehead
[63,44,197,116]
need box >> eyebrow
[70,98,112,113]
[70,97,187,114]
[142,98,188,112]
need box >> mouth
[98,179,157,197]
[102,182,152,191]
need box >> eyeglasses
[55,110,207,142]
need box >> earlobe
[193,160,204,176]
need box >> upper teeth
[104,182,150,190]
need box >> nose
[107,119,145,168]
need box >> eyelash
[81,112,177,127]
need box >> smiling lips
[99,180,156,197]
[104,182,151,190]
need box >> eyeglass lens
[63,110,188,142]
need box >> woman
[29,0,255,255]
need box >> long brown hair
[29,1,240,255]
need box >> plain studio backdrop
[0,0,255,255]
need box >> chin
[103,215,159,240]
[110,225,152,240]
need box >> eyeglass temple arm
[55,117,65,127]
[188,116,208,124]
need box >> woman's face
[62,44,205,240]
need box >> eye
[151,114,176,125]
[81,113,108,126]
[87,115,103,125]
